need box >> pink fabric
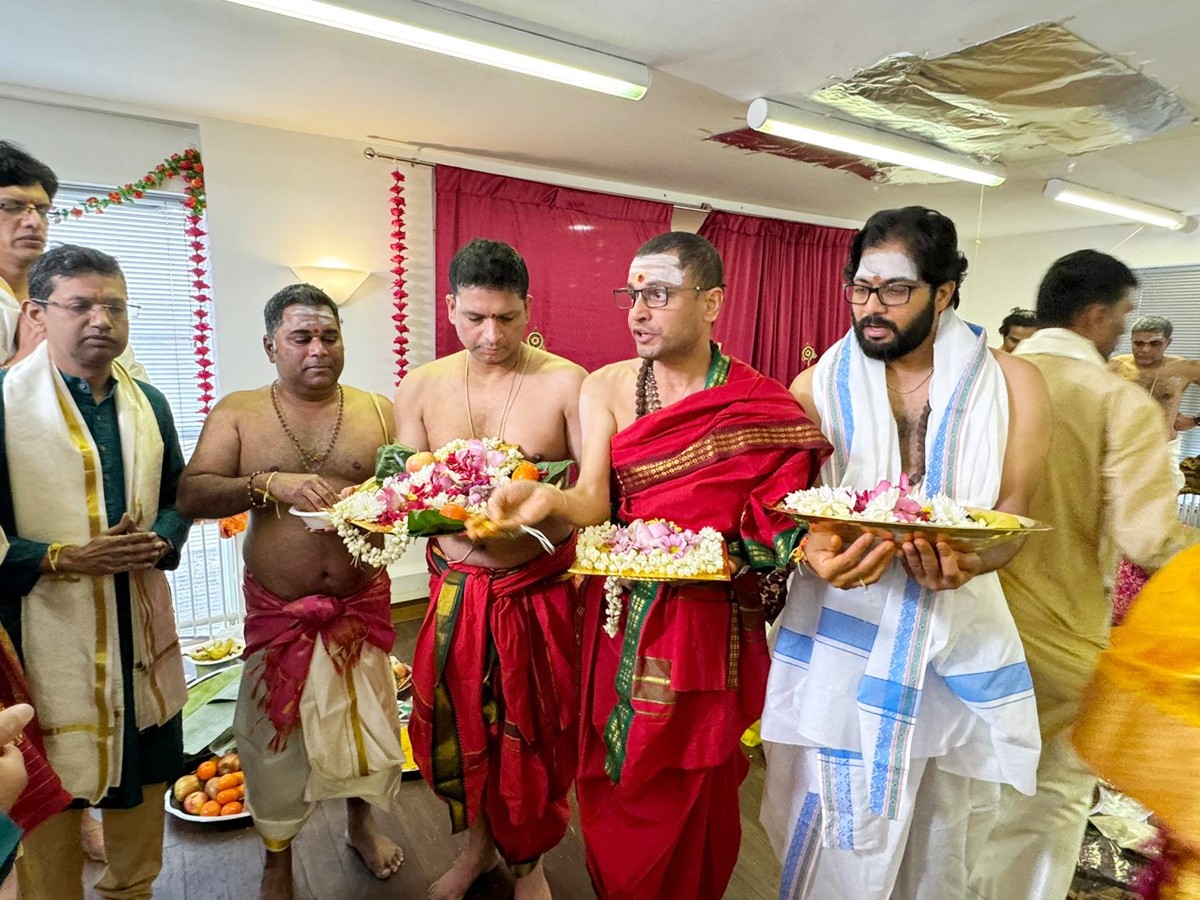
[241,570,393,748]
[1113,558,1151,626]
[698,210,855,385]
[434,166,673,371]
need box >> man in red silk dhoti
[409,538,578,875]
[395,238,586,900]
[488,232,830,899]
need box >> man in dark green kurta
[0,245,190,900]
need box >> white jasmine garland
[602,576,624,638]
[575,520,726,580]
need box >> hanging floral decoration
[52,149,215,416]
[389,169,410,384]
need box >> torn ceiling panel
[809,21,1197,162]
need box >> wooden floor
[78,616,1113,900]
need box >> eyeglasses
[612,285,718,310]
[34,299,141,321]
[0,200,55,221]
[842,283,926,306]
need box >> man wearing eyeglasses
[485,232,831,900]
[759,207,1050,900]
[0,141,145,381]
[0,244,191,900]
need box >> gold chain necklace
[464,344,530,440]
[270,382,344,473]
[886,366,934,395]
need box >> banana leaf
[375,442,419,481]
[406,509,467,536]
[536,459,575,487]
[182,665,242,756]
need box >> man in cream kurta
[969,250,1200,900]
[762,207,1050,900]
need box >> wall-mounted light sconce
[1043,179,1196,232]
[290,265,371,305]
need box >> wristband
[247,470,268,509]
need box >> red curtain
[435,167,673,370]
[698,211,856,386]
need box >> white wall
[196,118,436,397]
[967,221,1200,346]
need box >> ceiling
[3,0,1199,237]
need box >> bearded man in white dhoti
[761,207,1052,900]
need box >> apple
[217,752,241,775]
[183,792,208,815]
[205,776,222,801]
[172,774,202,804]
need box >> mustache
[855,315,899,337]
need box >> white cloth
[761,310,1041,898]
[3,342,186,802]
[235,644,407,848]
[765,745,1001,900]
[966,734,1095,900]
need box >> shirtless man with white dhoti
[178,284,402,900]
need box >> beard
[853,300,937,361]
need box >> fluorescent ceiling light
[1043,178,1192,231]
[746,98,1005,187]
[217,0,649,100]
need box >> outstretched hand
[473,480,565,540]
[803,528,897,590]
[900,537,981,591]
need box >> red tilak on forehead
[636,273,645,283]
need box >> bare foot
[346,797,403,880]
[81,811,107,863]
[258,847,293,900]
[428,819,500,900]
[514,861,552,900]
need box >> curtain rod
[363,147,436,167]
[362,145,711,213]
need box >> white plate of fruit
[165,751,250,823]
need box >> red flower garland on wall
[53,149,215,416]
[389,169,410,384]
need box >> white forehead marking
[855,249,919,283]
[629,253,685,287]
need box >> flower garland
[52,149,214,416]
[389,169,410,384]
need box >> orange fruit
[200,800,221,817]
[405,451,436,473]
[196,759,218,781]
[217,772,243,791]
[219,801,244,816]
[216,788,242,805]
[511,462,541,481]
[439,503,471,522]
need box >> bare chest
[888,391,932,482]
[241,398,386,488]
[422,386,571,462]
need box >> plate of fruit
[391,656,412,694]
[165,752,250,823]
[186,637,244,667]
